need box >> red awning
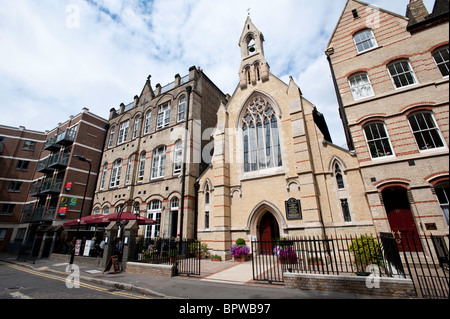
[63,212,156,227]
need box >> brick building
[196,17,377,260]
[0,125,45,251]
[92,67,227,242]
[326,0,449,241]
[16,108,108,257]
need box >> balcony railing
[48,152,70,169]
[43,136,60,151]
[55,127,76,146]
[21,206,56,223]
[36,156,54,173]
[40,178,63,194]
[30,178,63,196]
[29,180,44,197]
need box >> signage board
[285,198,302,220]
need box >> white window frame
[110,159,122,188]
[107,126,115,148]
[434,182,449,225]
[242,97,282,173]
[99,163,107,190]
[146,200,161,239]
[387,60,418,89]
[132,116,140,139]
[144,110,151,135]
[432,46,449,78]
[363,122,395,160]
[151,146,166,179]
[117,120,129,145]
[157,102,171,129]
[348,72,375,100]
[138,151,146,182]
[177,96,186,122]
[125,155,133,185]
[407,112,446,152]
[353,29,377,54]
[173,140,182,175]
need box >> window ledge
[241,167,286,181]
[356,45,383,56]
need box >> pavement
[0,252,396,300]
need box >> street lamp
[69,154,92,266]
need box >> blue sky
[0,0,435,148]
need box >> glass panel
[243,124,249,172]
[271,117,282,167]
[257,120,265,170]
[249,122,257,171]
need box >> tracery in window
[242,96,282,172]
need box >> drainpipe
[325,48,355,151]
[194,181,200,240]
[179,86,192,240]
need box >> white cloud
[0,0,436,148]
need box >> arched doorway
[259,212,280,254]
[382,186,422,252]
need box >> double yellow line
[1,261,151,299]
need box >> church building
[196,17,376,260]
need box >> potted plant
[211,254,222,262]
[143,243,158,262]
[273,238,298,264]
[348,235,383,276]
[230,238,250,262]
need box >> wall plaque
[285,198,302,220]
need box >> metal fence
[132,238,201,276]
[251,233,449,299]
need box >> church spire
[238,17,270,89]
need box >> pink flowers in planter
[230,244,250,257]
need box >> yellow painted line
[1,262,151,299]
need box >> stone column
[101,221,118,267]
[122,220,139,265]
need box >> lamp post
[69,154,92,266]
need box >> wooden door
[388,208,422,252]
[259,212,279,254]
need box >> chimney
[406,0,430,26]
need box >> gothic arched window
[243,97,282,172]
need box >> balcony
[21,206,56,223]
[48,151,70,169]
[43,136,60,151]
[30,178,63,196]
[55,127,76,146]
[40,178,63,195]
[36,156,54,174]
[29,180,45,197]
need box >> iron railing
[251,233,449,299]
[132,238,201,276]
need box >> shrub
[349,235,383,272]
[235,238,246,246]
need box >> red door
[387,208,422,252]
[259,213,279,254]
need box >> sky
[0,0,436,149]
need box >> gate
[251,234,449,299]
[388,233,449,299]
[134,238,201,276]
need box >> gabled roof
[326,0,408,49]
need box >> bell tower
[238,16,270,89]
